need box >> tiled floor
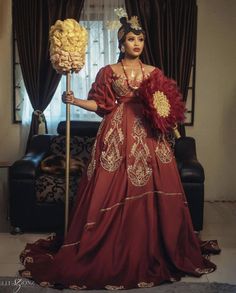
[0,202,235,284]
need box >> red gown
[19,66,218,290]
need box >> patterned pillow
[36,174,80,203]
[35,135,95,203]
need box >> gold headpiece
[127,16,142,30]
[106,8,143,43]
[114,7,127,19]
[115,8,143,42]
[106,7,127,30]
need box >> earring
[121,46,125,53]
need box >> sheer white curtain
[21,0,125,141]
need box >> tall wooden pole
[65,72,71,236]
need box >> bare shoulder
[142,64,156,74]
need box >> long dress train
[19,66,219,290]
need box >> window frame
[12,2,197,126]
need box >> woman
[19,14,218,290]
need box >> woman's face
[123,32,145,58]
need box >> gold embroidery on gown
[69,284,87,290]
[40,281,52,287]
[138,282,154,288]
[155,136,172,163]
[112,74,130,96]
[23,256,34,265]
[87,139,97,180]
[100,104,124,172]
[97,117,105,136]
[195,267,215,274]
[105,285,125,290]
[21,270,32,278]
[87,118,105,180]
[127,118,152,186]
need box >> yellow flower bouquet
[49,19,88,74]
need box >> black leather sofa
[9,121,204,233]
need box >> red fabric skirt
[19,102,219,290]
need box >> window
[13,0,125,133]
[13,0,196,130]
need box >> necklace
[121,59,145,90]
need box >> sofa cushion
[50,136,95,161]
[35,174,80,203]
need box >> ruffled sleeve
[87,66,116,117]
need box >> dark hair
[117,51,125,63]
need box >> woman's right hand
[62,91,98,112]
[62,91,76,105]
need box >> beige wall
[187,0,236,200]
[0,0,22,163]
[0,0,235,199]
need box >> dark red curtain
[13,0,85,149]
[125,0,197,135]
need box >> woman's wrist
[63,93,97,112]
[72,96,78,106]
[70,96,82,107]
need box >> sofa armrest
[174,137,205,183]
[10,134,54,180]
[174,136,197,161]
